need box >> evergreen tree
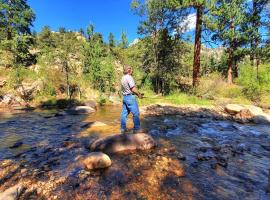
[38,26,55,49]
[83,24,115,92]
[248,0,269,76]
[0,0,35,40]
[168,0,216,87]
[119,30,129,49]
[132,0,187,94]
[109,32,115,48]
[207,0,248,84]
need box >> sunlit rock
[225,104,244,115]
[253,113,270,124]
[90,133,156,154]
[66,106,96,115]
[0,184,24,200]
[83,152,111,170]
[244,105,263,116]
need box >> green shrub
[237,63,270,101]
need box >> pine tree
[248,0,269,77]
[168,0,216,87]
[207,0,248,84]
[132,0,187,94]
[0,0,35,40]
[119,30,129,49]
[109,32,115,48]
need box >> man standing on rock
[120,65,143,134]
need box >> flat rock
[90,133,156,154]
[83,152,111,170]
[225,104,244,115]
[0,184,24,200]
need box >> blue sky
[28,0,141,43]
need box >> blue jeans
[121,95,140,132]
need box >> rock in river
[83,152,112,170]
[90,133,156,154]
[0,184,24,200]
[74,106,96,114]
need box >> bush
[237,63,270,101]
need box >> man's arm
[131,87,142,99]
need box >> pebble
[177,153,186,161]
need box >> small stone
[197,152,213,161]
[168,147,176,153]
[177,153,186,161]
[20,168,27,174]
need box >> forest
[0,0,270,107]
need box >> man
[120,65,142,134]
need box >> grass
[138,90,213,106]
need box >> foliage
[206,0,249,83]
[118,31,129,49]
[0,0,35,40]
[109,32,115,48]
[83,24,115,93]
[237,63,270,101]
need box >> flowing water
[0,106,270,200]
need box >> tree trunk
[192,6,203,87]
[228,48,233,84]
[64,61,70,99]
[252,0,260,78]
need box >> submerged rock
[74,106,96,114]
[83,152,111,170]
[0,184,24,200]
[90,133,156,154]
[9,141,23,149]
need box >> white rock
[225,104,244,115]
[244,105,263,116]
[74,106,96,114]
[83,152,111,170]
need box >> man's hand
[138,93,143,99]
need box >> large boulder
[82,152,111,170]
[0,184,24,200]
[90,133,156,154]
[225,104,244,115]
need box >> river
[0,105,270,199]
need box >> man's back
[121,74,135,95]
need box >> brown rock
[90,133,156,154]
[83,152,111,170]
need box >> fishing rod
[140,93,165,99]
